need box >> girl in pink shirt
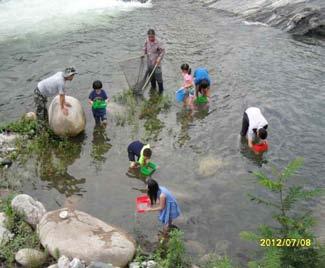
[180,63,195,108]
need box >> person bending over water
[127,140,152,168]
[240,107,269,153]
[193,67,211,98]
[145,179,181,236]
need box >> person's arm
[142,40,147,57]
[156,42,165,64]
[88,92,94,106]
[248,138,254,149]
[147,194,166,212]
[88,99,93,106]
[60,94,69,116]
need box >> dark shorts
[92,108,107,125]
[147,65,163,84]
[127,140,144,162]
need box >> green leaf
[240,231,260,242]
[280,158,304,181]
[254,171,282,192]
[248,194,281,209]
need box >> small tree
[240,158,325,268]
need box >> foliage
[0,118,37,136]
[201,254,235,268]
[241,158,325,268]
[153,229,191,268]
[0,195,42,266]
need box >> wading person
[34,67,78,128]
[145,178,181,237]
[240,107,269,153]
[193,67,211,98]
[127,140,152,168]
[143,29,165,94]
[88,80,108,127]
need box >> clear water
[0,0,325,264]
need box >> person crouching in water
[127,140,152,168]
[193,67,211,99]
[88,80,108,127]
[180,63,195,108]
[145,178,181,236]
[240,107,269,154]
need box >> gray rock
[128,263,140,268]
[0,225,14,245]
[47,265,58,268]
[70,258,85,268]
[87,262,113,268]
[58,255,70,268]
[146,260,157,268]
[15,248,46,267]
[11,194,46,227]
[0,212,7,228]
[38,209,136,267]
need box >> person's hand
[65,102,72,107]
[62,107,69,116]
[141,54,145,59]
[145,207,151,212]
[156,57,161,65]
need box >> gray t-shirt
[37,72,65,97]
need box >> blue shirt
[89,89,108,116]
[89,89,108,101]
[194,68,211,86]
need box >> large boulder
[15,248,47,267]
[38,209,136,267]
[48,95,86,137]
[11,194,46,228]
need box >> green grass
[0,195,43,267]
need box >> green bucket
[92,100,107,109]
[140,162,157,176]
[195,96,208,105]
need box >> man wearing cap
[143,29,165,94]
[34,67,77,126]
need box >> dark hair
[147,178,159,205]
[258,128,268,140]
[93,80,102,90]
[143,148,152,158]
[147,29,155,35]
[181,63,191,75]
[199,79,209,90]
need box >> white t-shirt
[246,107,268,139]
[37,72,65,97]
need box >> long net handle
[141,62,159,91]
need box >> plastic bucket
[195,95,208,105]
[140,161,157,176]
[136,195,150,213]
[92,100,107,109]
[175,88,186,102]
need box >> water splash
[0,0,151,42]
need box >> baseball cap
[63,67,78,78]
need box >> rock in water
[58,255,70,268]
[48,95,86,137]
[38,209,136,267]
[11,194,46,228]
[0,212,7,228]
[15,248,46,267]
[198,156,226,177]
[24,111,37,121]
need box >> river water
[0,0,325,264]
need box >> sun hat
[63,67,78,78]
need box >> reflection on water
[37,135,86,197]
[90,127,112,170]
[239,136,268,167]
[176,103,210,147]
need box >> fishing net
[119,56,148,93]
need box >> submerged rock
[0,225,14,245]
[11,194,46,228]
[48,264,59,268]
[48,95,86,137]
[24,111,37,121]
[38,209,136,267]
[198,156,226,177]
[15,248,47,267]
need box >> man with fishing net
[143,29,165,94]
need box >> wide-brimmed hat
[63,67,78,78]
